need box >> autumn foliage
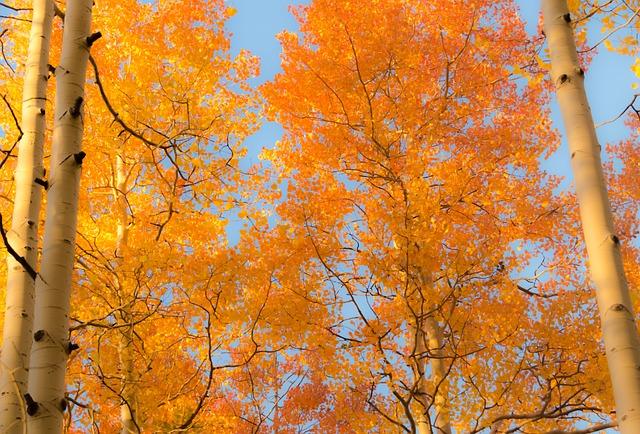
[0,0,637,432]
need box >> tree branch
[0,213,36,280]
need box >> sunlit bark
[26,1,95,432]
[0,1,54,432]
[114,154,138,434]
[543,1,640,432]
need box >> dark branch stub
[67,342,80,354]
[85,31,102,47]
[34,177,48,189]
[73,151,86,165]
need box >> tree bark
[542,1,640,432]
[113,154,138,434]
[414,322,432,434]
[414,318,451,434]
[424,318,451,434]
[26,1,95,432]
[119,327,137,434]
[0,1,54,432]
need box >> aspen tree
[542,0,640,432]
[415,322,451,434]
[113,154,138,433]
[25,0,96,432]
[412,271,451,434]
[425,319,450,434]
[0,1,54,432]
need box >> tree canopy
[0,0,639,433]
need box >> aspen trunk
[414,323,432,434]
[424,318,451,434]
[119,328,137,434]
[414,319,451,434]
[26,1,95,432]
[0,1,54,431]
[113,155,138,434]
[273,353,280,434]
[542,1,640,432]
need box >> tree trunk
[414,318,451,434]
[0,1,54,432]
[414,326,429,434]
[542,1,640,432]
[26,1,95,432]
[119,327,137,434]
[424,318,451,434]
[113,154,138,434]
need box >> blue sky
[226,0,638,183]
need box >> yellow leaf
[632,59,640,78]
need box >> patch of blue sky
[223,0,308,245]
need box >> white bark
[414,318,451,434]
[114,155,138,434]
[26,1,95,432]
[414,322,432,434]
[119,329,137,434]
[425,318,451,434]
[542,1,640,432]
[0,1,54,432]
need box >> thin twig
[0,93,21,168]
[0,213,36,280]
[0,2,31,12]
[0,29,15,73]
[596,93,640,128]
[88,55,171,150]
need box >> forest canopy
[0,0,640,433]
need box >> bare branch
[0,213,36,280]
[545,422,617,434]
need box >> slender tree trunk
[414,319,451,434]
[119,327,137,434]
[424,318,451,434]
[542,1,640,432]
[26,1,95,432]
[410,267,452,434]
[113,154,138,434]
[414,323,433,434]
[0,1,54,431]
[273,353,280,434]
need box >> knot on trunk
[69,96,83,118]
[33,329,46,342]
[558,74,570,86]
[24,393,39,416]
